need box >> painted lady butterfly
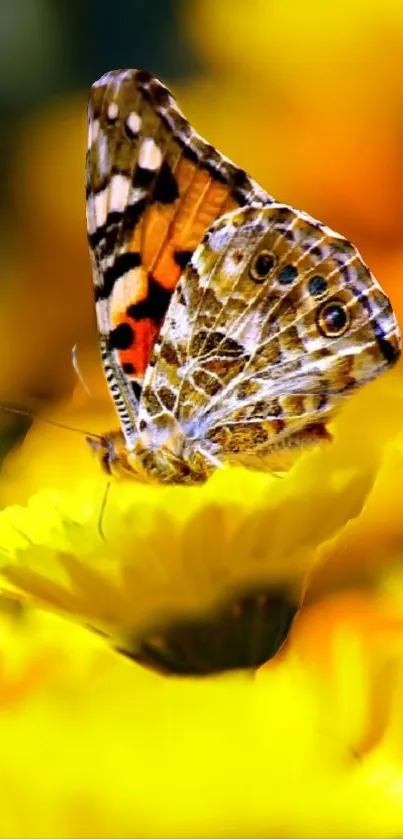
[86,69,401,484]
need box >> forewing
[86,69,271,447]
[139,203,400,463]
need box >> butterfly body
[86,70,401,485]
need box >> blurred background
[0,0,402,461]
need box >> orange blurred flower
[180,0,403,310]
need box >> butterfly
[86,69,401,484]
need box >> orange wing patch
[120,167,240,377]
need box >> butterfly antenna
[72,344,93,397]
[97,480,111,543]
[0,404,105,444]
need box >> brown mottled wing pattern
[86,69,271,448]
[138,204,400,467]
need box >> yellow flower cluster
[0,372,400,668]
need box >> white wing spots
[107,102,119,121]
[320,223,345,240]
[168,300,189,345]
[207,224,236,254]
[119,69,135,82]
[110,174,131,213]
[88,118,100,149]
[303,336,328,354]
[94,189,108,228]
[126,112,142,136]
[138,137,162,171]
[86,198,96,236]
[298,208,318,225]
[232,310,265,352]
[129,186,147,204]
[110,267,147,322]
[95,299,110,333]
[223,250,248,277]
[97,131,110,178]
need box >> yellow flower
[0,369,402,675]
[0,591,401,836]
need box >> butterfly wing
[86,69,271,448]
[138,203,400,469]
